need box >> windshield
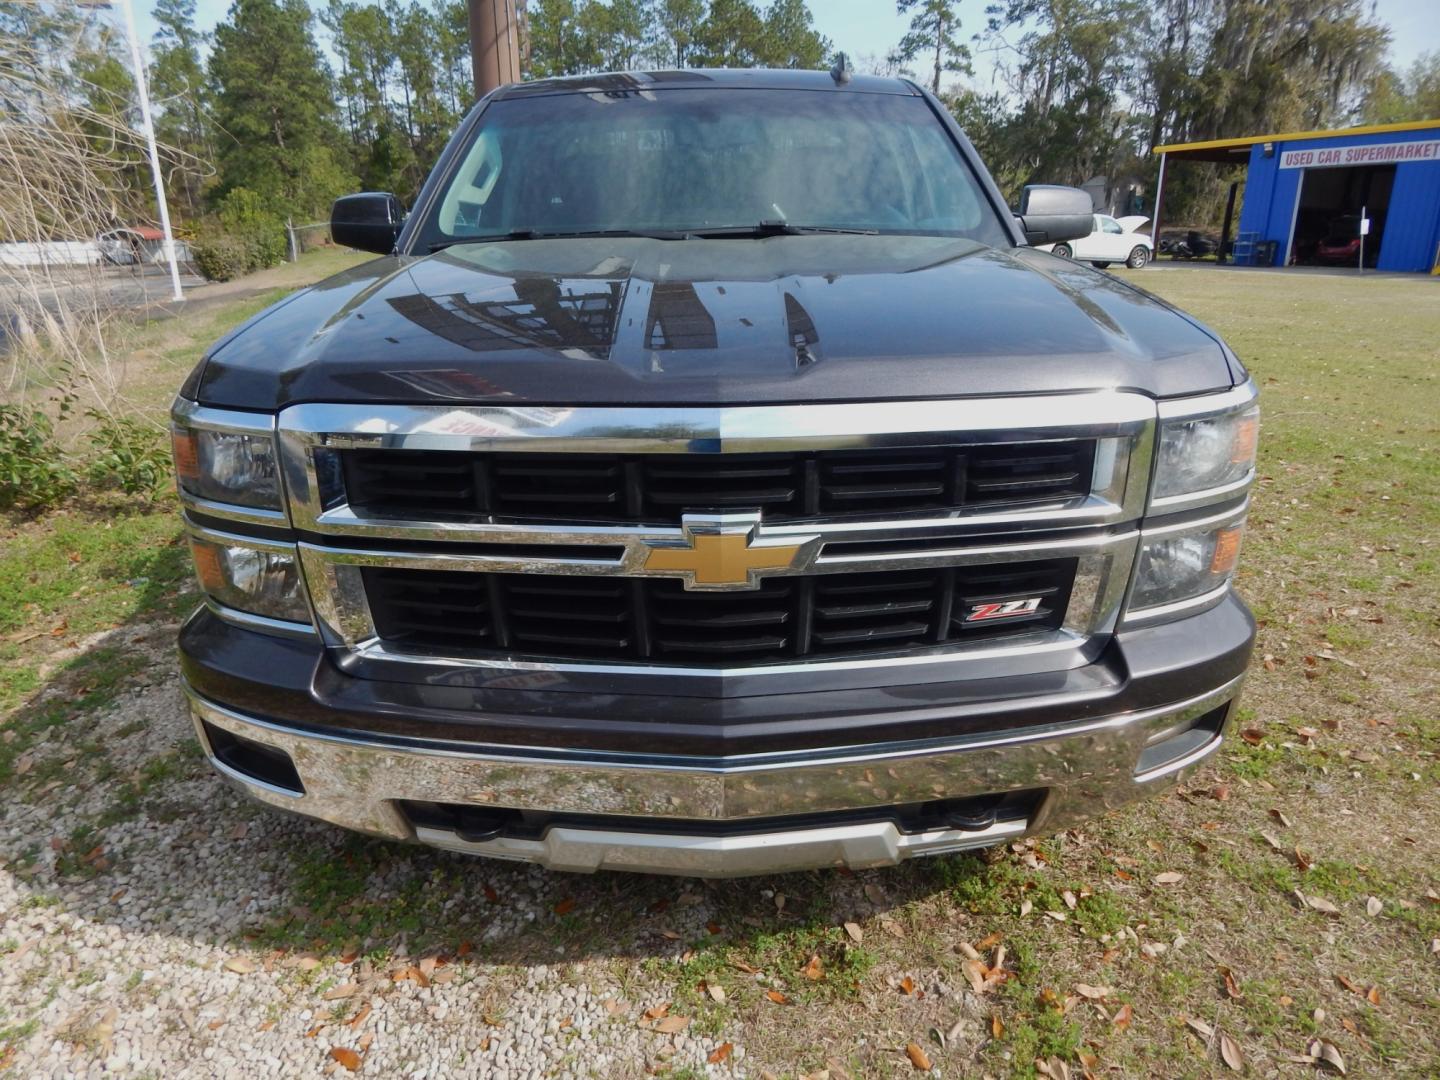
[417,87,1010,249]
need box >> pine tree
[892,0,970,94]
[756,0,830,69]
[209,0,354,217]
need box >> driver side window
[1100,216,1123,234]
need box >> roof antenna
[830,52,853,86]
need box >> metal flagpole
[116,0,184,302]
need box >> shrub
[191,231,251,282]
[0,404,79,511]
[190,187,287,282]
[84,411,171,499]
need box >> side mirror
[331,192,405,255]
[1016,185,1094,246]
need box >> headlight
[1127,513,1245,620]
[1151,394,1258,509]
[189,535,309,623]
[172,418,282,511]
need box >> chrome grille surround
[264,394,1157,679]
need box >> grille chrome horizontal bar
[278,396,1156,539]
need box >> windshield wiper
[430,227,689,251]
[689,221,880,238]
[429,222,880,251]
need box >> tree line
[6,0,1438,243]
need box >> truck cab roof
[493,68,921,100]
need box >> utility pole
[468,0,522,98]
[115,0,184,302]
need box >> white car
[1039,214,1152,269]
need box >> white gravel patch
[0,657,749,1078]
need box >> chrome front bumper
[187,675,1242,877]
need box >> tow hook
[945,797,1003,832]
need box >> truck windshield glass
[420,88,1009,248]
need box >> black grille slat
[361,561,1076,666]
[965,443,1093,505]
[340,442,1095,524]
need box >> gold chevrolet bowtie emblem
[642,513,819,591]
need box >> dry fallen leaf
[708,1043,733,1064]
[224,957,257,975]
[482,884,499,903]
[904,1042,932,1070]
[1220,1032,1244,1072]
[329,1047,361,1072]
[652,1015,690,1034]
[1112,1003,1133,1031]
[991,1013,1005,1039]
[765,990,788,1004]
[643,1003,670,1021]
[1154,872,1184,886]
[843,921,863,944]
[1186,1017,1215,1040]
[347,1004,371,1029]
[1219,966,1243,1000]
[1270,808,1293,828]
[553,898,576,916]
[322,982,359,1001]
[963,959,987,994]
[1366,896,1383,917]
[899,975,916,996]
[1309,1037,1347,1075]
[705,982,726,1004]
[1074,984,1111,1000]
[864,883,885,904]
[801,954,825,981]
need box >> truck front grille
[340,441,1097,524]
[361,560,1076,664]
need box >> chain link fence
[285,221,333,261]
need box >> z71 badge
[964,597,1044,622]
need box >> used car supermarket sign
[1280,138,1440,169]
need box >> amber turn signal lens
[1210,526,1243,575]
[189,539,226,591]
[1230,414,1258,465]
[171,429,200,481]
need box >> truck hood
[194,235,1238,409]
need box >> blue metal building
[1153,118,1440,272]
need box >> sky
[125,0,1440,95]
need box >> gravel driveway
[0,637,749,1078]
[2,624,986,1079]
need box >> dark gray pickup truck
[171,68,1257,876]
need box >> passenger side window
[1100,216,1123,234]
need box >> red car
[1313,215,1373,267]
